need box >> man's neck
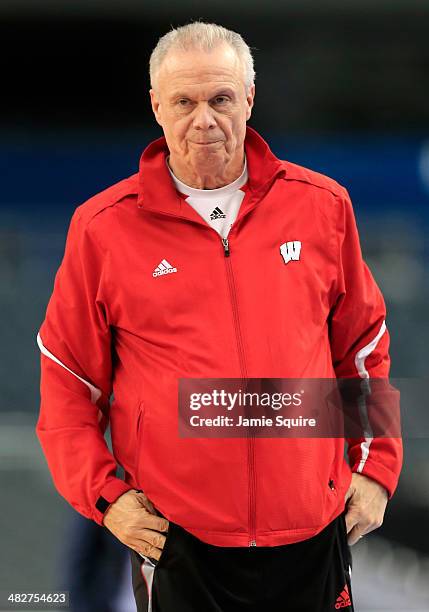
[168,155,248,197]
[167,153,246,190]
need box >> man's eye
[178,99,190,106]
[213,96,229,105]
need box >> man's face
[150,43,255,174]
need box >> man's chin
[188,151,224,172]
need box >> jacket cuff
[93,478,134,526]
[351,459,399,500]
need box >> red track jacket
[36,126,402,547]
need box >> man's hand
[102,489,169,560]
[344,473,388,546]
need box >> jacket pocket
[135,400,146,484]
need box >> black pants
[130,510,354,611]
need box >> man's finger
[344,487,353,504]
[133,539,163,561]
[347,524,364,546]
[137,528,168,551]
[135,511,169,533]
[344,510,359,535]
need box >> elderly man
[36,22,402,612]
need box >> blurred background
[1,1,428,610]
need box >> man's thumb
[344,485,354,504]
[135,489,157,514]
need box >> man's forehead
[158,45,244,89]
[166,74,241,99]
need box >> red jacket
[36,126,402,547]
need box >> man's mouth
[191,140,222,145]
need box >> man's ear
[150,89,163,127]
[245,84,255,121]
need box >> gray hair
[149,21,255,91]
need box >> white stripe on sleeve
[353,320,387,472]
[37,332,102,404]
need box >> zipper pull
[221,237,230,257]
[249,539,257,547]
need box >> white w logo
[280,240,301,264]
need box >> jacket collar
[136,125,285,216]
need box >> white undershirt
[166,156,248,239]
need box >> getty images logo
[280,240,301,264]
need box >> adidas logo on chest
[153,259,177,277]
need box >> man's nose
[192,102,217,130]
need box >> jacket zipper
[221,238,230,257]
[221,235,256,547]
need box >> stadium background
[1,1,428,609]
